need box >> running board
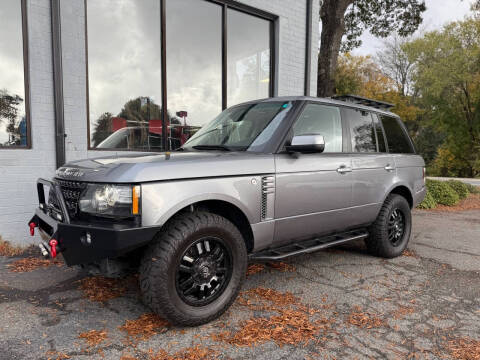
[249,229,368,261]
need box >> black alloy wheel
[388,208,405,247]
[175,237,233,307]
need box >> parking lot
[0,209,479,360]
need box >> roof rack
[331,94,394,110]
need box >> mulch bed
[431,194,480,212]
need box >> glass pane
[344,109,376,153]
[0,1,28,148]
[166,0,222,150]
[184,102,291,151]
[380,115,415,154]
[227,9,270,106]
[87,0,163,151]
[293,104,342,153]
[372,113,387,152]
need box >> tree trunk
[317,0,353,97]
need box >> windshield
[183,101,293,151]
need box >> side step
[249,229,368,261]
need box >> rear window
[379,115,415,154]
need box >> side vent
[261,176,275,221]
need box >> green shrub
[425,179,460,206]
[446,180,470,199]
[465,183,480,194]
[417,191,437,209]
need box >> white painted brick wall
[1,0,319,245]
[0,0,56,245]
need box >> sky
[352,0,475,56]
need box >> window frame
[378,114,417,154]
[84,0,278,152]
[0,0,31,150]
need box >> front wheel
[365,194,412,258]
[139,211,247,326]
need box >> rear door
[344,108,395,227]
[273,103,353,245]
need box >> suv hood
[55,152,275,183]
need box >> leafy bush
[446,180,470,199]
[465,183,480,194]
[417,191,437,209]
[425,179,459,206]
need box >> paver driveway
[0,209,479,360]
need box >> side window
[372,114,387,152]
[344,108,377,153]
[379,115,415,154]
[292,104,342,153]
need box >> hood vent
[261,176,275,221]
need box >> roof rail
[331,94,394,110]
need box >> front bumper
[29,178,160,266]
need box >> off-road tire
[365,194,412,258]
[139,211,247,326]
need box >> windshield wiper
[192,145,232,151]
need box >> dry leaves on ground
[267,261,296,272]
[78,276,128,302]
[433,194,480,212]
[392,305,415,320]
[402,249,419,258]
[148,344,217,360]
[119,313,170,342]
[7,257,62,272]
[45,351,71,360]
[78,329,108,347]
[246,263,265,276]
[447,337,480,360]
[347,306,385,329]
[0,238,26,256]
[211,287,332,347]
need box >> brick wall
[0,0,56,245]
[1,0,319,245]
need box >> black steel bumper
[29,178,160,266]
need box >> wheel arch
[386,184,414,208]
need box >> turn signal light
[132,185,141,215]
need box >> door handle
[385,164,395,171]
[337,165,352,174]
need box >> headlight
[79,184,141,217]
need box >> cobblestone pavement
[0,210,479,360]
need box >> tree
[0,89,22,125]
[91,112,113,147]
[317,0,426,97]
[406,18,480,177]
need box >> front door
[273,103,353,246]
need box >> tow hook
[49,239,58,258]
[29,222,37,236]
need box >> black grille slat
[48,179,87,219]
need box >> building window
[87,0,163,150]
[227,9,271,106]
[87,0,276,151]
[0,0,29,148]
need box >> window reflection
[227,9,271,106]
[87,0,163,150]
[166,0,221,149]
[0,1,28,148]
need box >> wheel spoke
[216,267,227,274]
[184,284,197,296]
[196,242,203,255]
[179,264,194,274]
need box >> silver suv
[29,95,426,326]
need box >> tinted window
[372,114,387,152]
[0,1,28,148]
[293,104,342,153]
[227,9,271,106]
[344,109,376,153]
[380,115,415,153]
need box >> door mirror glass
[286,134,325,153]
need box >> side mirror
[285,134,325,153]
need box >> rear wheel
[139,211,247,326]
[365,194,412,258]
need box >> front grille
[50,179,87,219]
